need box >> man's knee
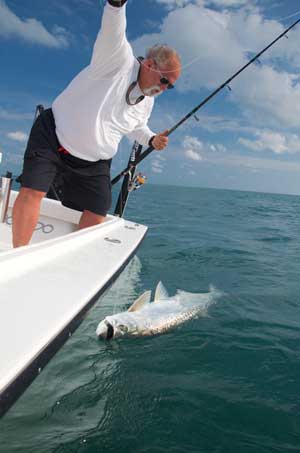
[18,187,46,203]
[79,210,106,229]
[84,210,106,223]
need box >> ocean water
[1,185,300,452]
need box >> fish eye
[118,325,128,334]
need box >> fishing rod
[114,141,144,217]
[112,16,300,186]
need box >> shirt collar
[126,57,145,106]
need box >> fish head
[96,319,114,340]
[96,317,133,340]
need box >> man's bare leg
[12,187,46,247]
[78,210,106,230]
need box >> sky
[1,0,300,195]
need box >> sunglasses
[155,64,175,90]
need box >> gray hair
[146,44,181,68]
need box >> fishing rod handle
[112,144,155,185]
[111,166,132,185]
[135,146,154,165]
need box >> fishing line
[137,9,300,74]
[276,9,300,22]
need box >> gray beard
[142,85,163,97]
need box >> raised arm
[90,0,133,77]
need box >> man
[12,0,181,247]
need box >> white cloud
[217,143,227,152]
[154,153,166,162]
[182,135,203,160]
[185,149,203,160]
[238,130,300,154]
[134,2,300,128]
[207,0,249,7]
[134,4,244,89]
[7,131,28,142]
[156,0,192,9]
[0,0,70,48]
[210,143,227,152]
[182,135,226,159]
[183,135,203,150]
[152,167,163,173]
[156,0,249,9]
[231,65,300,128]
[151,158,165,173]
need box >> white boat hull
[0,191,147,417]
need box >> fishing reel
[128,172,147,192]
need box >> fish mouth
[106,321,114,340]
[97,320,114,340]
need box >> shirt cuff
[148,136,155,147]
[107,0,127,6]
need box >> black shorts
[21,108,112,216]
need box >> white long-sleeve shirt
[52,3,155,161]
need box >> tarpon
[96,282,220,340]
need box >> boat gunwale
[0,226,147,418]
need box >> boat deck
[0,191,82,253]
[0,224,12,251]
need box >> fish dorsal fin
[127,290,151,312]
[154,281,169,301]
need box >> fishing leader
[12,0,182,247]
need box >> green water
[1,185,300,452]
